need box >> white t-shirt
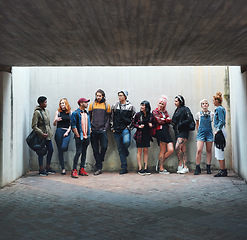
[195,111,214,125]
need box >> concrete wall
[22,66,231,173]
[0,69,30,187]
[229,67,247,180]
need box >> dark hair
[95,89,106,103]
[175,95,185,106]
[141,100,151,118]
[37,96,47,104]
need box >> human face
[158,101,165,111]
[118,93,126,103]
[174,98,180,108]
[201,101,209,111]
[40,100,47,109]
[140,104,146,112]
[60,100,66,110]
[96,92,103,102]
[213,98,219,106]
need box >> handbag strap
[38,110,47,133]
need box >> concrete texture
[0,170,247,240]
[1,1,247,66]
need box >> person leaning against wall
[53,98,72,175]
[70,98,91,178]
[132,100,153,175]
[88,89,111,176]
[152,96,174,174]
[213,92,227,177]
[172,95,193,174]
[194,99,214,175]
[110,90,136,174]
[31,96,55,176]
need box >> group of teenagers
[31,89,227,178]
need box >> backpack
[188,111,196,131]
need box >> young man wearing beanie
[70,97,91,178]
[111,90,135,174]
[89,89,111,175]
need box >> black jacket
[172,106,193,134]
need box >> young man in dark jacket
[89,89,111,175]
[110,90,135,174]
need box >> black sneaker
[46,168,56,174]
[94,169,102,175]
[138,169,145,175]
[119,169,128,175]
[214,169,227,177]
[144,169,151,175]
[39,170,48,176]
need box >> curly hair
[58,98,71,114]
[213,92,223,104]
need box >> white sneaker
[180,167,189,174]
[177,165,183,174]
[159,169,170,174]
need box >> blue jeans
[55,128,71,169]
[114,129,131,170]
[91,131,108,170]
[73,137,90,170]
[38,140,53,167]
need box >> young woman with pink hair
[152,96,174,174]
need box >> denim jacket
[214,105,226,132]
[71,108,91,140]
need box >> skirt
[156,126,173,144]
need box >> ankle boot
[194,165,201,175]
[214,169,227,177]
[206,164,212,174]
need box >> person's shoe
[144,169,151,175]
[119,169,128,174]
[138,169,145,176]
[214,169,227,177]
[207,164,212,174]
[194,165,201,175]
[46,168,56,174]
[39,170,48,176]
[61,169,66,175]
[94,169,102,175]
[71,169,78,178]
[156,160,160,172]
[79,167,88,176]
[180,167,189,174]
[159,169,170,174]
[177,165,183,174]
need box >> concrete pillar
[0,68,30,187]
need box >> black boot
[194,165,201,175]
[214,169,227,177]
[206,164,212,174]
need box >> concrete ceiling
[0,0,247,67]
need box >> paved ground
[1,170,247,240]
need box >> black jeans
[91,131,108,170]
[73,137,90,170]
[38,140,53,167]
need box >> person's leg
[114,132,128,172]
[181,142,188,168]
[164,142,174,160]
[73,138,82,170]
[99,131,108,163]
[80,138,90,169]
[143,148,148,169]
[159,142,167,171]
[55,128,65,170]
[196,141,204,165]
[45,140,53,168]
[137,148,143,170]
[91,131,101,170]
[175,138,187,167]
[122,128,131,156]
[219,159,226,169]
